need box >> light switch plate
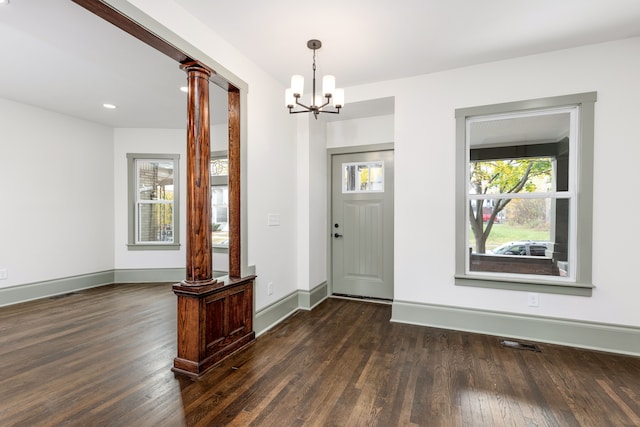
[267,213,280,226]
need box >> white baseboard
[298,281,328,310]
[392,300,640,357]
[254,291,299,336]
[254,282,329,336]
[0,270,115,307]
[114,268,186,283]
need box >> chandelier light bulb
[333,89,345,108]
[291,75,304,97]
[285,89,295,108]
[322,75,335,97]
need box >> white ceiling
[1,0,640,128]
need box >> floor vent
[500,339,541,352]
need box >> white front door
[331,150,394,300]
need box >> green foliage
[507,199,547,227]
[470,158,552,195]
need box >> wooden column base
[172,275,256,379]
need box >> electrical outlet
[527,293,539,307]
[268,282,273,296]
[0,268,7,280]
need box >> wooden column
[172,64,255,379]
[182,63,215,286]
[228,88,241,278]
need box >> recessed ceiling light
[180,86,188,93]
[103,103,117,109]
[0,0,10,5]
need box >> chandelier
[285,39,345,119]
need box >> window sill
[127,243,181,251]
[455,274,593,297]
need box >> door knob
[334,233,343,238]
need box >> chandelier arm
[317,97,333,110]
[294,98,312,110]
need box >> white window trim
[454,92,596,296]
[126,153,181,251]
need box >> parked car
[490,241,551,257]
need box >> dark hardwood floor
[1,283,639,426]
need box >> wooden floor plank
[1,283,640,426]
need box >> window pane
[137,160,174,201]
[342,161,384,193]
[469,197,570,277]
[138,203,173,243]
[210,158,229,176]
[344,164,356,192]
[369,164,384,191]
[469,158,554,195]
[211,185,229,246]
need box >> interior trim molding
[255,282,329,336]
[254,291,299,336]
[0,270,115,307]
[114,268,186,283]
[392,300,640,357]
[298,281,329,310]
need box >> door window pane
[342,161,384,193]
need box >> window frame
[127,153,181,251]
[454,92,596,296]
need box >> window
[455,93,596,296]
[342,161,384,193]
[127,153,180,250]
[211,152,229,247]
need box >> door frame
[327,142,395,297]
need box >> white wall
[113,128,186,270]
[296,115,329,293]
[112,123,228,273]
[350,37,640,328]
[0,98,114,288]
[308,120,327,288]
[326,114,394,148]
[295,116,310,291]
[125,0,299,310]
